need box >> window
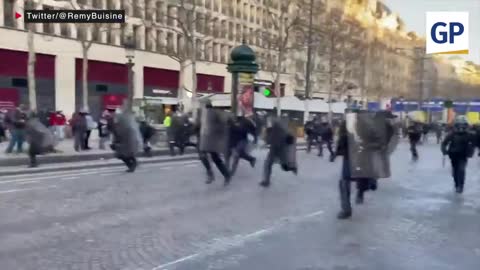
[4,0,15,27]
[228,22,234,40]
[146,27,155,51]
[196,12,204,34]
[196,39,203,60]
[60,23,70,37]
[156,1,164,23]
[167,5,175,26]
[213,42,219,62]
[236,0,241,18]
[157,30,165,53]
[96,85,108,92]
[177,34,185,57]
[12,78,28,88]
[42,6,55,34]
[93,0,103,8]
[167,32,175,54]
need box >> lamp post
[124,37,135,112]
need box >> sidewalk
[0,136,307,167]
[0,137,173,167]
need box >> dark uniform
[228,116,258,176]
[25,115,55,168]
[111,111,142,172]
[441,119,474,194]
[260,117,298,187]
[335,110,397,219]
[139,120,155,156]
[304,120,317,153]
[407,122,422,161]
[198,103,231,185]
[318,122,334,160]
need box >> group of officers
[25,99,479,220]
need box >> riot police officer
[334,110,397,219]
[260,116,298,187]
[441,116,475,194]
[111,108,142,172]
[318,121,334,160]
[407,121,422,161]
[228,115,258,176]
[198,101,231,185]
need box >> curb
[0,145,308,177]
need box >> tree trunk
[177,60,187,112]
[275,48,284,117]
[27,29,37,112]
[82,45,89,111]
[190,11,198,121]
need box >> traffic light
[263,88,272,97]
[444,100,453,108]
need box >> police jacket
[407,125,422,143]
[319,124,334,141]
[230,117,257,146]
[441,131,474,158]
[304,121,315,137]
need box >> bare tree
[259,0,303,116]
[143,0,205,118]
[315,9,366,120]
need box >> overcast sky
[383,0,479,64]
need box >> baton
[442,155,446,168]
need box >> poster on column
[237,73,254,117]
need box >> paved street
[0,141,479,270]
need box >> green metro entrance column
[227,41,259,116]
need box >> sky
[383,0,480,64]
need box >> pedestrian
[422,123,430,142]
[198,101,231,185]
[260,116,298,187]
[55,110,67,140]
[227,115,258,176]
[318,121,334,161]
[304,117,317,153]
[70,111,87,152]
[25,112,55,168]
[164,112,176,156]
[334,110,398,219]
[441,116,475,194]
[407,121,422,161]
[84,111,96,150]
[98,111,111,150]
[111,107,142,172]
[5,105,27,154]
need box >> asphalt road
[0,140,479,270]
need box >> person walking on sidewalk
[70,111,87,152]
[5,105,27,154]
[84,111,96,150]
[98,111,111,150]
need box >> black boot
[337,179,352,219]
[206,173,215,184]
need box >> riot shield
[113,112,142,158]
[266,117,297,170]
[26,118,55,154]
[345,111,394,179]
[199,108,230,154]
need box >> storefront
[75,59,128,119]
[196,73,225,93]
[0,49,56,111]
[141,67,180,123]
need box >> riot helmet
[454,116,469,132]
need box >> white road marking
[0,160,200,185]
[0,185,58,194]
[61,176,79,180]
[16,180,39,185]
[152,210,324,270]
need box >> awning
[279,96,304,111]
[331,102,347,114]
[307,99,329,113]
[254,92,275,109]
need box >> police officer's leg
[28,146,38,168]
[306,137,312,153]
[457,158,467,193]
[261,149,276,187]
[338,158,352,219]
[168,139,176,156]
[237,140,256,167]
[327,140,334,159]
[210,152,231,184]
[199,151,214,183]
[338,178,352,219]
[449,156,459,191]
[318,140,324,157]
[355,179,369,205]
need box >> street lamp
[124,36,135,111]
